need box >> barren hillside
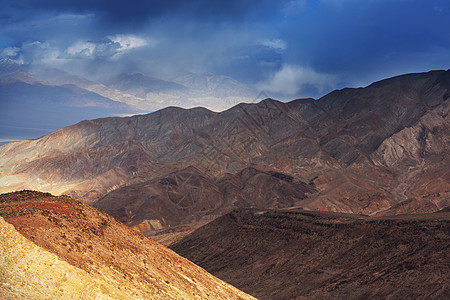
[172,208,450,299]
[0,190,254,300]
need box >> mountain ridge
[0,69,448,233]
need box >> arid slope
[171,209,450,300]
[0,190,254,300]
[1,216,130,299]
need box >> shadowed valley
[171,208,450,299]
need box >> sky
[1,0,450,100]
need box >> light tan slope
[0,216,129,300]
[0,191,254,300]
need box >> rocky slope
[0,215,130,299]
[0,190,254,300]
[171,208,450,300]
[94,166,314,231]
[0,70,448,233]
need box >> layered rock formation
[94,166,314,231]
[0,70,448,233]
[0,190,254,300]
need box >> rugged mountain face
[0,62,259,144]
[171,208,450,300]
[0,190,254,299]
[94,166,314,231]
[0,70,448,233]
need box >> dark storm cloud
[278,0,450,84]
[3,0,274,27]
[1,0,449,99]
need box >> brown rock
[171,208,450,300]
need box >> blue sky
[1,0,449,99]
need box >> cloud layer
[1,0,449,99]
[259,65,336,98]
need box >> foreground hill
[0,190,253,299]
[0,70,448,233]
[171,209,450,299]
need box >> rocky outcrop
[370,99,450,215]
[373,100,449,168]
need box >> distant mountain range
[0,69,448,235]
[0,58,260,144]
